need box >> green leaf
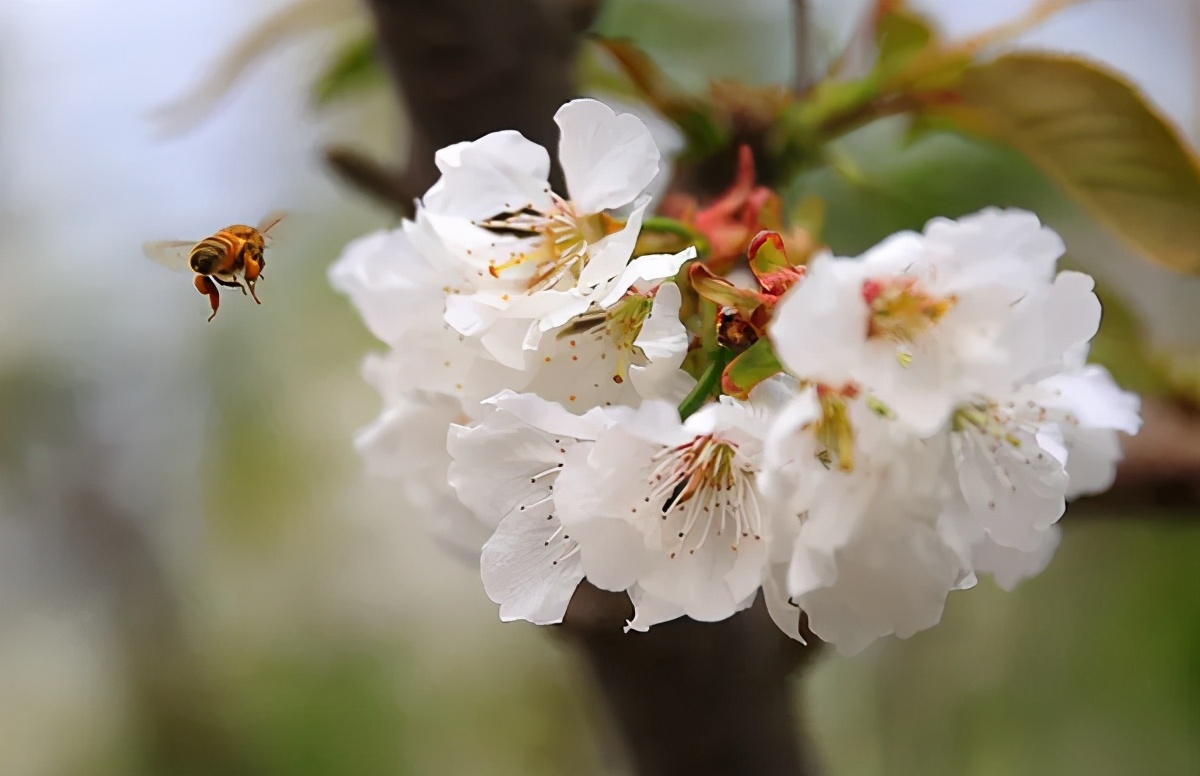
[873,8,935,83]
[721,338,782,400]
[928,53,1200,275]
[313,32,383,107]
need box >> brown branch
[324,144,422,216]
[1075,394,1200,515]
[346,0,603,211]
[561,583,822,776]
[1114,395,1200,490]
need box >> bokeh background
[0,1,1196,774]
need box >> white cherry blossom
[523,280,695,411]
[353,379,489,561]
[769,209,1068,434]
[948,362,1140,553]
[328,96,1144,649]
[423,99,664,364]
[762,382,970,655]
[790,488,970,657]
[447,391,624,624]
[554,398,774,627]
[329,218,526,402]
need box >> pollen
[863,276,956,346]
[476,193,614,293]
[812,384,858,472]
[644,435,763,558]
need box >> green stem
[638,217,711,256]
[678,349,731,421]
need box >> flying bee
[142,211,286,321]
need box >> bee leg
[244,255,264,305]
[212,276,248,296]
[194,275,220,322]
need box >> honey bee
[142,211,285,321]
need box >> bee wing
[142,240,196,272]
[256,210,287,238]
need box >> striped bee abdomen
[188,234,237,275]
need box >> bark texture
[562,584,821,776]
[333,0,600,212]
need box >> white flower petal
[425,129,553,219]
[1040,271,1102,366]
[952,427,1067,551]
[971,526,1061,591]
[597,246,695,309]
[573,517,651,592]
[628,283,695,403]
[484,389,612,440]
[1042,365,1142,436]
[435,130,551,181]
[354,394,493,558]
[763,563,807,643]
[1063,427,1124,499]
[769,255,871,386]
[481,510,584,624]
[556,98,661,214]
[633,283,688,361]
[625,586,686,632]
[791,506,965,657]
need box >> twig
[324,145,418,216]
[791,0,814,92]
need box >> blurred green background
[0,1,1195,775]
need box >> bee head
[189,246,220,275]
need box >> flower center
[605,293,653,354]
[862,277,956,360]
[812,384,858,472]
[953,403,1024,449]
[557,292,654,384]
[480,194,613,292]
[644,434,762,558]
[951,400,1063,502]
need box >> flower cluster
[331,99,1140,655]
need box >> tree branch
[561,583,822,776]
[340,0,602,210]
[1075,394,1200,516]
